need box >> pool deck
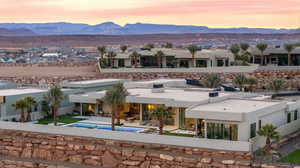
[72,116,178,131]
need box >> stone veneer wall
[0,128,253,168]
[0,128,299,167]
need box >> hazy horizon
[0,21,299,30]
[0,0,299,29]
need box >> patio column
[204,121,207,138]
[95,104,98,116]
[139,104,143,122]
[195,119,199,136]
[80,103,83,116]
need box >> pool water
[69,123,145,133]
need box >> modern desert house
[69,79,300,142]
[102,48,234,68]
[0,79,126,121]
[251,47,300,66]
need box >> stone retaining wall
[0,128,299,167]
[0,128,253,168]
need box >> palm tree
[152,106,173,135]
[103,83,128,131]
[12,99,27,122]
[155,51,165,68]
[130,51,140,68]
[257,124,280,153]
[240,43,250,52]
[41,95,51,117]
[230,44,240,61]
[107,51,117,68]
[266,80,285,95]
[240,43,251,64]
[246,77,257,92]
[284,43,295,66]
[145,43,154,50]
[256,43,268,65]
[120,45,128,53]
[204,73,222,88]
[97,46,106,59]
[165,43,173,48]
[233,73,248,91]
[24,96,37,121]
[44,85,65,126]
[188,45,201,67]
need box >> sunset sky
[0,0,299,28]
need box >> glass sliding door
[179,108,185,129]
[207,122,238,141]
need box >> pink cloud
[0,0,298,27]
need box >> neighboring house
[102,48,234,68]
[251,47,300,66]
[42,53,60,57]
[0,88,77,121]
[69,79,300,142]
[0,79,125,121]
[0,58,16,63]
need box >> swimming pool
[68,123,145,133]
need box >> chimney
[209,92,219,98]
[152,83,165,93]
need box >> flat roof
[126,88,232,107]
[191,99,281,114]
[70,88,232,107]
[186,99,283,121]
[0,88,48,96]
[62,79,125,88]
[133,79,185,84]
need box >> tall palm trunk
[192,54,196,67]
[111,106,116,131]
[260,53,264,65]
[21,109,25,122]
[110,57,114,68]
[53,108,58,126]
[288,53,291,66]
[134,57,137,68]
[116,105,121,125]
[265,137,272,153]
[27,109,31,122]
[159,119,164,135]
[157,57,160,68]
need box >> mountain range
[0,22,299,36]
[0,28,36,36]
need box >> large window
[118,59,125,67]
[179,60,189,68]
[287,113,291,123]
[140,56,158,67]
[196,60,207,67]
[82,103,95,116]
[250,123,256,138]
[179,108,185,129]
[294,110,298,121]
[207,123,238,141]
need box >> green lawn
[164,131,195,137]
[37,115,85,125]
[280,150,300,164]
